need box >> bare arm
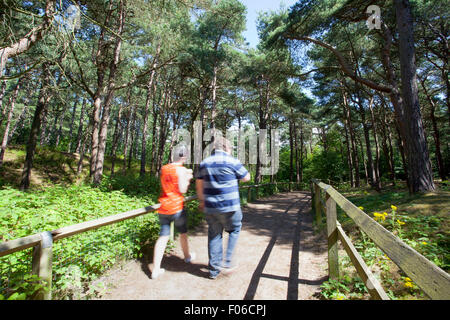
[240,172,251,182]
[195,179,204,201]
[177,167,192,194]
[195,179,205,211]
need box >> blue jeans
[158,210,187,236]
[205,209,242,277]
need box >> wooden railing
[0,181,299,300]
[311,179,450,300]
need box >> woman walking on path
[151,146,196,279]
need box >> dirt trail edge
[94,191,328,300]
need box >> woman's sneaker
[151,268,165,279]
[184,252,196,263]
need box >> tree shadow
[243,193,328,300]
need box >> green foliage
[303,147,345,182]
[0,183,164,299]
[319,187,449,300]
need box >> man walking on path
[151,146,195,279]
[195,136,251,279]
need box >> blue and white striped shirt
[197,150,249,214]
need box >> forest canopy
[0,0,448,194]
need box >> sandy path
[94,191,328,300]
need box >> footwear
[151,268,165,279]
[221,264,238,275]
[208,272,220,280]
[184,252,196,264]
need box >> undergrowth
[317,183,449,300]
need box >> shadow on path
[243,193,319,300]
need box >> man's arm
[240,172,251,182]
[195,179,205,211]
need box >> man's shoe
[221,264,238,275]
[208,272,220,280]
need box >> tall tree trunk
[294,122,300,183]
[55,101,69,147]
[89,0,114,178]
[20,63,53,190]
[420,77,446,180]
[0,77,22,165]
[127,106,137,170]
[9,95,30,142]
[342,89,360,187]
[110,89,129,175]
[75,98,86,153]
[343,118,354,187]
[394,0,435,192]
[255,76,269,184]
[67,98,78,152]
[0,80,7,126]
[140,44,160,177]
[93,0,126,185]
[299,120,304,183]
[379,96,396,184]
[122,104,135,174]
[149,83,160,176]
[210,66,218,130]
[289,117,294,183]
[368,97,382,190]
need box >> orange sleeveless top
[158,163,184,215]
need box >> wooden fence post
[314,183,321,226]
[31,231,53,300]
[247,187,251,203]
[325,192,339,279]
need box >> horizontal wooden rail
[312,179,450,300]
[0,181,299,299]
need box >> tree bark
[93,0,126,185]
[419,77,446,180]
[75,98,86,154]
[20,63,53,190]
[140,44,160,177]
[67,99,78,152]
[0,77,22,165]
[0,0,56,78]
[394,0,435,192]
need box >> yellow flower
[358,206,364,210]
[382,212,388,216]
[391,205,397,211]
[336,294,346,300]
[404,282,413,288]
[421,241,428,245]
[374,212,386,221]
[404,277,412,282]
[397,220,405,225]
